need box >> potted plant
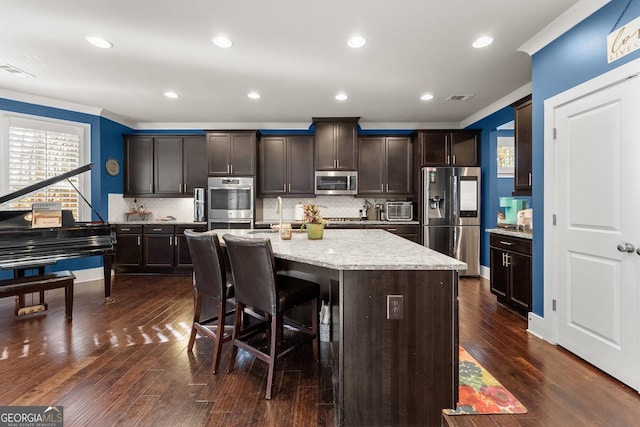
[301,203,327,240]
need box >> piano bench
[0,271,76,322]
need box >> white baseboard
[480,265,490,280]
[527,312,555,344]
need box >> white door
[554,74,640,390]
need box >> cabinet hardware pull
[230,164,233,174]
[500,241,514,245]
[153,228,162,232]
[149,184,152,192]
[504,254,511,267]
[528,173,532,186]
[288,183,291,192]
[137,236,141,245]
[452,155,456,164]
[121,228,130,231]
[381,184,384,192]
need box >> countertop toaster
[386,202,413,221]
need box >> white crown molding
[518,0,611,56]
[358,122,460,130]
[460,83,532,128]
[0,88,137,128]
[134,122,313,131]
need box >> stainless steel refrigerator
[422,167,481,276]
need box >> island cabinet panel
[340,269,458,426]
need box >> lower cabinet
[114,224,206,273]
[364,223,420,242]
[489,233,532,314]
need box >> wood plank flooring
[0,274,639,426]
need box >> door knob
[636,248,640,256]
[617,243,636,253]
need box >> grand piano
[0,163,116,308]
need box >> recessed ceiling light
[247,91,261,99]
[86,36,113,49]
[335,93,348,101]
[212,36,233,48]
[347,35,366,48]
[164,91,179,99]
[420,93,434,101]
[472,36,493,48]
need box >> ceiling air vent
[445,94,474,101]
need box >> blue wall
[530,0,640,315]
[0,98,132,278]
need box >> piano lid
[0,163,93,205]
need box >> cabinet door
[357,137,385,195]
[183,136,208,193]
[143,234,174,268]
[259,136,287,195]
[154,136,183,195]
[514,100,532,195]
[114,233,142,267]
[314,122,337,170]
[229,133,256,176]
[509,251,532,312]
[124,136,153,195]
[420,131,449,166]
[451,131,479,166]
[335,121,357,170]
[287,136,314,194]
[489,248,509,299]
[386,136,412,195]
[207,133,231,175]
[175,225,206,268]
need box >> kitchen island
[212,228,465,426]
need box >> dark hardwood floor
[0,274,639,426]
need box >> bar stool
[223,233,320,399]
[184,230,234,374]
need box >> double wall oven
[207,177,254,230]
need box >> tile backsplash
[109,194,397,223]
[108,194,195,222]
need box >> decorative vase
[306,223,324,240]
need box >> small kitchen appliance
[386,202,413,221]
[193,187,206,222]
[499,197,528,226]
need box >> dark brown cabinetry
[114,223,206,273]
[124,135,207,197]
[414,130,480,166]
[358,136,412,197]
[258,135,314,197]
[313,118,358,170]
[206,131,256,176]
[489,233,531,314]
[365,223,419,242]
[513,97,532,195]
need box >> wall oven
[207,177,254,230]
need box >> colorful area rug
[444,346,527,415]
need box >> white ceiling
[0,0,581,129]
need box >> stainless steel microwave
[314,171,357,195]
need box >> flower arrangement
[301,203,327,224]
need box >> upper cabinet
[313,118,358,170]
[414,130,480,166]
[258,134,314,197]
[513,97,532,195]
[124,135,207,197]
[206,131,257,176]
[358,136,412,197]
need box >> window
[497,136,515,178]
[1,113,90,221]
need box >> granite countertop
[210,228,466,271]
[255,219,419,227]
[486,228,533,240]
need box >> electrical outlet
[387,295,403,320]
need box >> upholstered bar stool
[222,233,320,399]
[184,229,235,374]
